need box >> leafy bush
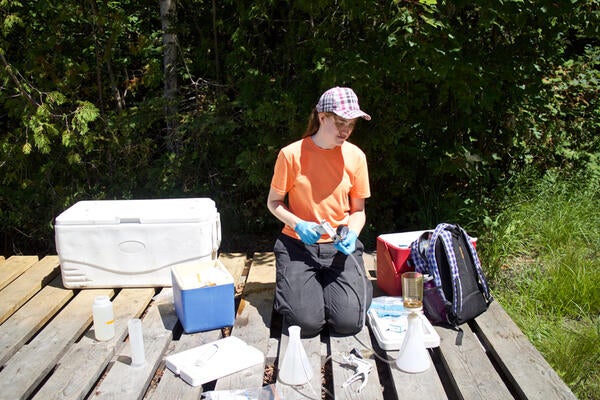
[1,1,599,255]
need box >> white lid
[55,198,217,225]
[378,230,432,248]
[165,336,264,386]
[93,295,111,306]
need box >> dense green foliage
[479,173,600,399]
[1,1,599,255]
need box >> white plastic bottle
[92,295,115,341]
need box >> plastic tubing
[348,252,368,329]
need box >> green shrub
[479,172,600,399]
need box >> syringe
[315,219,349,244]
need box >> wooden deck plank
[0,255,38,290]
[474,301,577,400]
[364,252,387,298]
[89,293,179,400]
[213,252,276,391]
[31,288,155,400]
[0,275,73,366]
[362,251,377,282]
[435,323,513,400]
[0,253,579,400]
[387,348,447,399]
[219,252,247,286]
[330,327,385,399]
[0,288,114,400]
[0,256,60,324]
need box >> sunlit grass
[480,173,600,400]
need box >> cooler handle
[211,213,222,260]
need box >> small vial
[92,295,115,341]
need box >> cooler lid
[165,336,264,387]
[55,198,217,225]
[378,230,432,248]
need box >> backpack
[409,223,493,326]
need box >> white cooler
[54,198,221,288]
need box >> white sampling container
[92,295,115,341]
[55,198,221,288]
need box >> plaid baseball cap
[316,87,371,120]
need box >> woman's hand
[294,221,321,245]
[334,230,358,255]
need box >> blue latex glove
[335,230,358,255]
[294,221,321,245]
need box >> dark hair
[302,110,334,138]
[302,109,320,138]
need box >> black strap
[455,327,464,346]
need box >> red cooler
[376,229,476,296]
[376,230,430,296]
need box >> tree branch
[0,49,40,108]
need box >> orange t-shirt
[270,137,371,241]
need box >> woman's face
[319,113,358,147]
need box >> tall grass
[479,172,600,400]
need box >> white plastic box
[165,336,264,386]
[367,296,440,350]
[54,198,221,288]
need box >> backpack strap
[410,231,431,274]
[424,223,451,289]
[456,225,493,304]
[431,223,463,318]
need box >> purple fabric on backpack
[422,275,448,324]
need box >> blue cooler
[171,259,235,333]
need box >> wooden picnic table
[0,253,576,400]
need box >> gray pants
[273,234,373,337]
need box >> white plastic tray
[165,336,264,386]
[367,296,440,351]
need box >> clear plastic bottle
[92,295,115,341]
[278,325,313,385]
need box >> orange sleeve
[270,149,293,195]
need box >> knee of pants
[284,312,324,338]
[328,314,363,336]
